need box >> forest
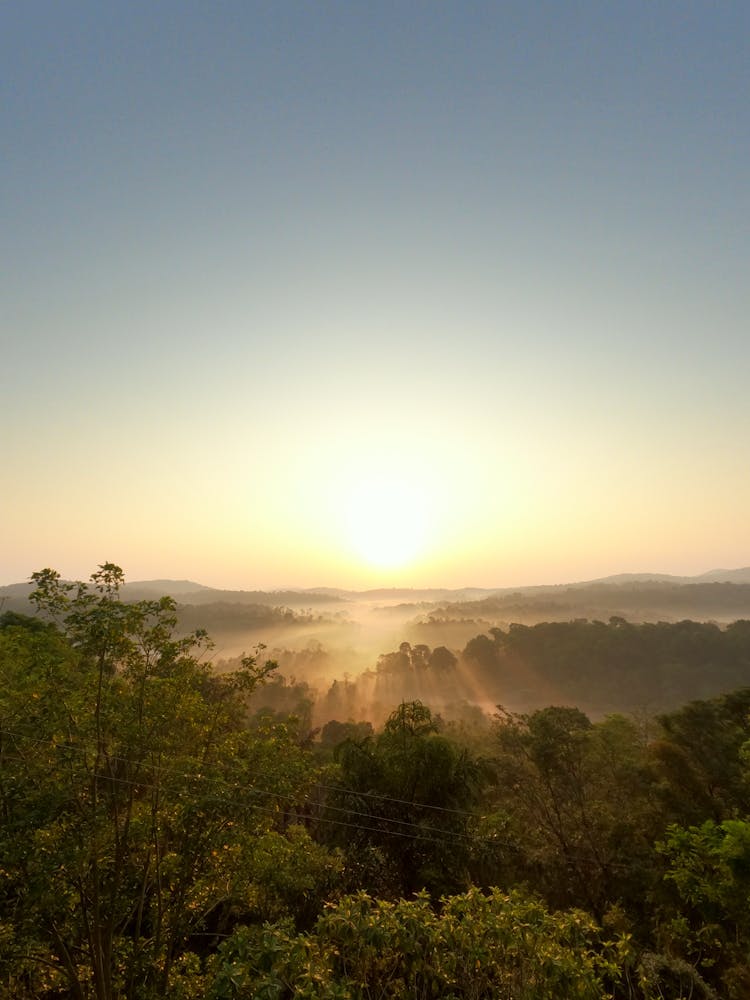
[3,566,750,998]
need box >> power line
[0,751,474,848]
[0,728,478,844]
[0,727,644,871]
[0,726,477,820]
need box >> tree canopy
[3,566,750,998]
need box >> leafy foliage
[0,566,331,1000]
[210,888,629,1000]
[462,618,750,713]
[4,566,750,999]
[325,701,488,897]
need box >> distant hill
[584,569,750,586]
[308,587,495,603]
[433,580,750,625]
[585,572,688,585]
[162,589,346,607]
[693,567,750,584]
[4,567,750,615]
[0,579,345,610]
[0,582,35,598]
[122,580,212,599]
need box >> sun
[343,474,431,570]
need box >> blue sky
[2,2,749,587]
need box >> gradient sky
[2,1,749,589]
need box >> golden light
[343,474,432,570]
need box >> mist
[173,572,750,733]
[5,570,750,733]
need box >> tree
[428,645,458,673]
[0,565,319,1000]
[208,886,629,1000]
[657,819,750,998]
[319,720,373,753]
[324,702,488,897]
[488,706,658,919]
[651,689,750,826]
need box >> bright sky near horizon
[2,2,749,589]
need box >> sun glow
[343,475,432,570]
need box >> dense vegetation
[461,617,750,713]
[253,617,750,728]
[3,567,750,998]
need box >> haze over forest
[6,560,750,996]
[3,5,750,996]
[6,564,750,729]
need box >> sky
[2,1,749,590]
